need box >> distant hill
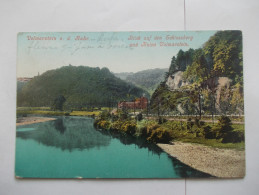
[114,68,168,95]
[17,65,149,109]
[17,77,33,93]
[17,81,27,93]
[113,72,134,80]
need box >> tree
[169,56,177,74]
[52,95,66,111]
[203,30,243,81]
[202,89,216,123]
[184,49,209,84]
[177,96,195,117]
[176,49,185,71]
[230,82,244,115]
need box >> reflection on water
[16,116,211,178]
[16,117,111,151]
[97,128,163,156]
[54,118,66,134]
[97,128,211,178]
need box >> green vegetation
[17,30,245,151]
[52,95,66,111]
[150,31,244,118]
[17,65,149,110]
[94,109,244,148]
[17,110,68,116]
[177,138,244,150]
[70,111,101,116]
[17,107,108,117]
[115,68,168,95]
[95,116,174,144]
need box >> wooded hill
[150,30,244,116]
[114,68,168,95]
[17,65,149,110]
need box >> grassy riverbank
[94,111,245,150]
[16,107,109,117]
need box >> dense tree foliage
[204,30,243,81]
[52,95,66,111]
[168,49,195,74]
[17,65,148,109]
[150,31,244,116]
[115,68,168,95]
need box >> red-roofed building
[118,97,148,109]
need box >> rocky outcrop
[166,71,189,90]
[165,71,233,114]
[203,77,232,112]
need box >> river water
[15,116,210,178]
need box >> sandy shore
[157,141,245,178]
[16,117,57,126]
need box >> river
[15,116,210,178]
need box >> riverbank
[157,141,245,178]
[16,117,57,126]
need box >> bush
[215,116,234,142]
[93,119,100,127]
[158,116,167,124]
[111,113,119,122]
[100,110,111,120]
[110,120,123,131]
[121,121,136,134]
[221,131,244,143]
[200,121,205,126]
[135,113,143,121]
[147,127,173,143]
[186,118,193,130]
[141,123,159,138]
[203,125,216,139]
[119,108,129,120]
[97,120,111,129]
[194,118,200,127]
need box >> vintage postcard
[16,31,245,178]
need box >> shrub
[135,113,143,121]
[139,126,148,137]
[217,116,233,131]
[119,108,129,120]
[208,116,244,143]
[121,121,136,134]
[221,131,244,143]
[203,125,216,139]
[111,113,119,122]
[100,110,111,120]
[93,119,100,127]
[141,123,159,138]
[110,120,123,131]
[194,118,200,127]
[215,116,234,141]
[147,127,173,143]
[200,121,205,126]
[158,116,167,124]
[186,118,193,130]
[97,120,111,129]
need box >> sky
[17,31,216,77]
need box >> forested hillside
[150,31,243,117]
[17,65,148,110]
[115,68,167,94]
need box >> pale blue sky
[17,31,216,77]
